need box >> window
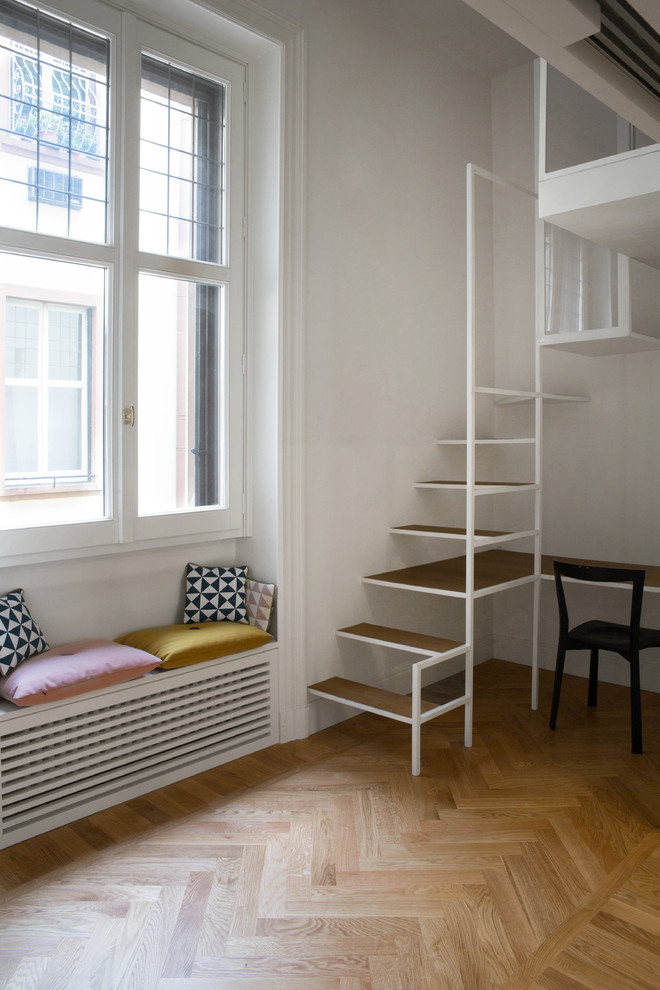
[137,57,227,521]
[1,253,106,532]
[6,300,92,485]
[11,49,105,155]
[27,168,83,209]
[139,56,224,263]
[138,275,223,516]
[0,1,109,240]
[0,0,246,557]
[131,34,244,545]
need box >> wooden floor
[1,659,660,989]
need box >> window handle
[122,405,135,427]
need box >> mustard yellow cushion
[116,622,272,669]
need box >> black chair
[550,560,660,753]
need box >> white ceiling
[457,0,660,140]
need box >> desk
[541,554,660,592]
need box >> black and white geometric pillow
[183,564,249,624]
[0,589,49,677]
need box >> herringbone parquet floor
[1,659,660,989]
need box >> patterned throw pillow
[245,579,275,631]
[183,564,249,624]
[0,589,49,677]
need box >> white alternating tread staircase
[309,165,589,774]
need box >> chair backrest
[553,560,646,650]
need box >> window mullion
[117,9,140,544]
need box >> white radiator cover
[0,644,279,848]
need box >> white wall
[235,43,281,596]
[0,0,528,732]
[2,539,240,645]
[249,0,506,730]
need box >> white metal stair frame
[414,481,539,494]
[309,165,550,776]
[389,524,539,547]
[466,163,543,711]
[313,625,471,776]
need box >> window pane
[139,212,168,255]
[170,148,192,182]
[169,176,193,218]
[0,0,110,242]
[168,216,192,257]
[140,168,168,214]
[140,138,169,174]
[140,56,225,263]
[48,310,82,380]
[1,254,107,530]
[48,386,81,471]
[6,303,38,377]
[138,273,224,516]
[5,384,38,472]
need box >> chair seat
[568,620,660,653]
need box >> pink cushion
[0,639,160,706]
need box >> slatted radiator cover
[0,645,278,847]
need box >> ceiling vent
[586,1,660,101]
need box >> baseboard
[279,704,310,742]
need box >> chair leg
[630,654,643,754]
[588,649,599,707]
[549,645,566,731]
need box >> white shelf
[475,386,538,399]
[436,438,536,445]
[495,391,589,406]
[414,480,538,494]
[537,143,660,269]
[540,331,660,356]
[473,385,589,405]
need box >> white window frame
[121,17,246,545]
[0,0,247,559]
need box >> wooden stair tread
[338,622,463,654]
[365,549,535,594]
[417,479,533,486]
[435,437,536,444]
[391,524,509,538]
[308,676,436,717]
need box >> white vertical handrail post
[464,163,476,748]
[411,661,421,775]
[532,211,545,710]
[532,59,545,711]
